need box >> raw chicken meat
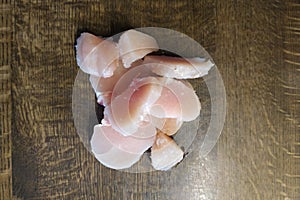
[110,63,156,99]
[91,124,154,170]
[89,60,145,106]
[143,55,214,79]
[149,117,182,136]
[93,149,141,170]
[107,77,162,137]
[89,75,112,106]
[159,118,183,136]
[75,29,212,171]
[150,78,201,122]
[104,105,158,139]
[151,131,184,171]
[90,124,113,154]
[89,60,128,106]
[92,124,155,154]
[119,30,159,68]
[149,87,181,119]
[76,33,119,77]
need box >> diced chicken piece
[91,124,149,170]
[149,78,201,122]
[93,148,142,170]
[107,77,162,137]
[76,32,119,77]
[90,60,145,106]
[104,105,158,139]
[150,116,182,136]
[90,124,113,155]
[151,132,184,171]
[129,83,162,120]
[143,55,214,79]
[159,118,183,136]
[119,30,159,68]
[111,63,156,99]
[148,115,166,130]
[90,75,112,106]
[92,124,155,154]
[89,61,128,106]
[149,87,182,119]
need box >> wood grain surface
[0,0,299,199]
[0,0,12,199]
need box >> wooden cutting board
[1,0,299,199]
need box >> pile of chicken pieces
[76,29,213,170]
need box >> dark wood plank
[7,0,300,200]
[216,0,300,199]
[11,1,218,200]
[0,1,13,200]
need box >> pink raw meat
[143,55,214,79]
[119,30,159,68]
[89,61,128,106]
[90,124,151,170]
[76,32,119,77]
[150,77,201,121]
[151,131,184,171]
[149,87,182,119]
[92,124,155,154]
[107,77,162,137]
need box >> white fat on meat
[76,32,119,77]
[118,30,159,68]
[143,55,214,79]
